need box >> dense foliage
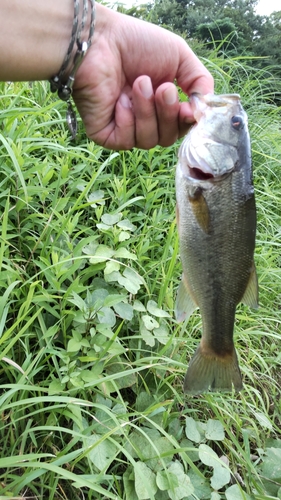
[0,42,281,500]
[120,0,281,76]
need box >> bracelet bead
[50,0,95,139]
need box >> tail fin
[184,343,243,394]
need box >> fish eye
[231,115,244,130]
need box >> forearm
[0,0,74,81]
[0,0,214,150]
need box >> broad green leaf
[80,339,91,348]
[134,462,157,500]
[185,416,201,444]
[103,293,127,308]
[147,300,170,318]
[211,493,221,500]
[118,268,143,294]
[67,338,82,352]
[119,231,130,241]
[142,314,159,331]
[104,270,122,283]
[114,302,134,320]
[140,321,155,346]
[48,379,65,395]
[97,306,116,327]
[80,369,96,382]
[82,241,99,255]
[261,447,281,481]
[133,300,146,312]
[117,218,137,231]
[254,411,273,430]
[265,438,281,449]
[155,491,170,500]
[197,421,207,435]
[96,222,112,230]
[188,470,212,499]
[125,431,174,470]
[168,418,182,440]
[225,484,252,500]
[91,408,119,434]
[124,431,146,459]
[73,330,83,342]
[136,392,155,412]
[156,470,169,491]
[87,189,105,205]
[153,325,170,344]
[114,247,138,260]
[104,260,120,275]
[123,467,139,500]
[156,470,178,491]
[198,444,219,467]
[101,213,121,226]
[90,286,109,304]
[167,461,194,500]
[88,435,117,471]
[89,245,114,264]
[145,437,175,471]
[106,362,136,390]
[180,438,199,463]
[205,419,225,441]
[211,464,231,490]
[68,292,86,311]
[95,324,114,338]
[112,402,127,416]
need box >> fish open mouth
[188,166,214,181]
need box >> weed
[0,57,281,499]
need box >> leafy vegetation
[120,0,281,77]
[0,55,281,498]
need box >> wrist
[0,0,74,82]
[74,3,116,87]
[50,0,96,139]
[51,1,95,96]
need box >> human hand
[73,4,214,150]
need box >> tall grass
[0,54,280,499]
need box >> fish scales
[175,93,258,394]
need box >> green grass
[0,55,281,500]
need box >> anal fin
[241,262,258,309]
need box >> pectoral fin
[175,275,198,323]
[241,262,258,309]
[188,188,210,234]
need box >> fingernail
[139,76,153,99]
[119,93,132,109]
[163,86,178,105]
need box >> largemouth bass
[175,93,258,394]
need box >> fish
[175,93,258,394]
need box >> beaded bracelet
[50,0,95,139]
